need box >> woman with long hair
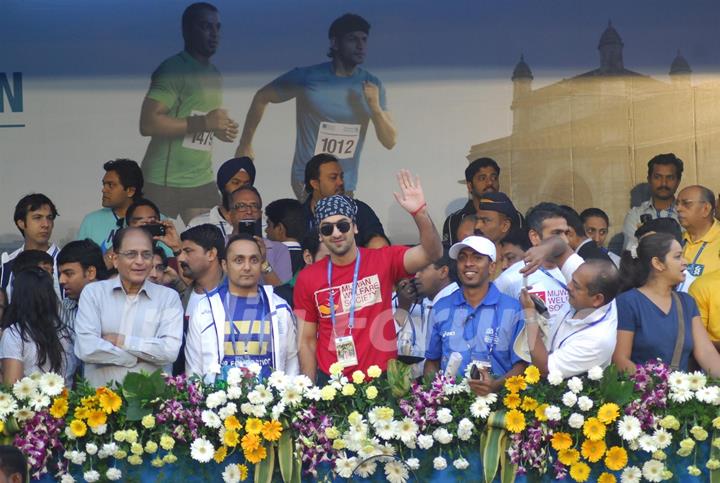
[613,232,720,375]
[0,268,75,384]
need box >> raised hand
[393,170,426,215]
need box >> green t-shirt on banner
[141,51,222,188]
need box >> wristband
[186,115,207,133]
[410,203,427,218]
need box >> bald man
[677,185,720,277]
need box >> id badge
[687,263,704,277]
[314,122,360,159]
[335,335,359,368]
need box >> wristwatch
[261,261,273,274]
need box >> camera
[144,224,166,237]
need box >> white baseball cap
[448,235,496,262]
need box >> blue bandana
[314,195,357,226]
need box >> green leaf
[125,399,151,421]
[254,443,276,483]
[386,359,412,398]
[597,365,635,405]
[278,429,293,482]
[291,450,302,483]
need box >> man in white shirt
[74,227,184,387]
[495,202,584,324]
[519,259,620,379]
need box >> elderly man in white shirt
[74,227,183,387]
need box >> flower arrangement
[2,359,719,483]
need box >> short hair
[465,157,500,183]
[112,227,153,252]
[58,239,108,280]
[580,207,610,226]
[327,14,370,58]
[634,217,683,244]
[583,259,620,304]
[231,186,263,208]
[226,232,262,254]
[182,2,218,43]
[301,231,322,259]
[432,247,457,283]
[500,227,532,251]
[525,202,566,236]
[647,153,684,181]
[304,153,340,194]
[125,199,161,225]
[153,246,168,265]
[0,445,27,483]
[560,205,586,238]
[13,193,58,235]
[12,250,54,276]
[265,199,306,240]
[181,224,226,261]
[104,159,144,201]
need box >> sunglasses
[319,220,352,236]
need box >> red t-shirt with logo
[294,246,410,377]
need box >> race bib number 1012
[314,122,361,159]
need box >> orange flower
[245,418,262,435]
[521,396,538,411]
[244,444,267,464]
[87,410,108,428]
[503,393,521,410]
[580,438,606,463]
[504,375,527,394]
[583,417,606,442]
[241,433,261,452]
[224,415,241,431]
[551,432,573,452]
[558,448,580,466]
[261,420,282,442]
[96,388,122,414]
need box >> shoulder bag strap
[670,292,685,371]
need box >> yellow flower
[325,426,340,439]
[332,439,346,450]
[582,417,606,442]
[688,465,702,476]
[114,450,127,460]
[224,430,239,447]
[352,370,366,384]
[245,418,263,435]
[366,386,378,400]
[244,444,267,464]
[550,432,573,452]
[341,384,356,396]
[367,365,382,378]
[160,434,175,451]
[96,387,122,414]
[604,446,628,471]
[127,455,143,466]
[239,464,248,481]
[597,403,620,425]
[598,472,616,483]
[652,450,666,461]
[690,425,709,441]
[130,443,144,455]
[569,462,590,482]
[241,433,261,452]
[214,446,228,464]
[713,416,720,430]
[580,439,606,463]
[141,414,156,429]
[521,396,538,411]
[0,420,4,433]
[151,457,164,468]
[534,404,549,422]
[320,386,337,401]
[348,412,362,426]
[163,453,178,464]
[660,415,680,431]
[524,365,540,384]
[87,410,107,428]
[504,375,527,394]
[144,441,158,454]
[329,362,344,376]
[558,449,580,466]
[505,409,526,433]
[125,429,139,444]
[50,398,68,418]
[74,406,90,420]
[261,420,283,442]
[69,419,87,438]
[707,459,720,471]
[679,438,695,450]
[224,415,241,431]
[503,393,521,410]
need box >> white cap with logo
[448,235,497,262]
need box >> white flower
[384,460,409,483]
[457,418,474,441]
[305,387,321,401]
[38,373,65,396]
[547,371,563,385]
[437,407,453,424]
[687,371,707,391]
[248,385,273,405]
[695,386,720,404]
[293,374,313,389]
[201,410,221,429]
[653,428,672,450]
[376,420,396,440]
[617,415,642,441]
[105,468,122,481]
[83,470,100,483]
[205,391,227,409]
[251,403,267,418]
[453,457,470,470]
[567,377,583,393]
[218,403,237,420]
[577,396,594,412]
[432,428,453,445]
[335,454,356,478]
[669,388,694,403]
[562,391,577,408]
[470,399,491,419]
[60,474,75,483]
[69,451,86,465]
[226,385,243,400]
[417,434,434,450]
[101,443,118,458]
[208,362,221,375]
[12,378,38,400]
[225,367,243,385]
[642,460,665,482]
[620,466,642,483]
[64,426,76,440]
[240,403,253,415]
[247,362,262,376]
[475,392,498,405]
[29,393,51,411]
[0,393,17,418]
[15,407,34,422]
[281,386,302,406]
[222,463,242,483]
[668,371,689,391]
[544,405,561,421]
[91,424,107,435]
[406,458,420,471]
[190,438,214,463]
[587,366,604,381]
[396,418,419,444]
[271,402,286,420]
[433,456,447,470]
[85,443,98,455]
[638,434,658,453]
[268,371,289,390]
[355,461,377,478]
[568,413,585,429]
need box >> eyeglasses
[319,220,352,236]
[118,250,153,261]
[233,202,261,212]
[153,264,168,272]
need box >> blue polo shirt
[425,283,524,376]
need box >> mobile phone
[530,294,549,316]
[237,220,257,236]
[470,365,481,380]
[144,224,166,237]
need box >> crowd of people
[1,148,720,401]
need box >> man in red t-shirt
[294,170,443,382]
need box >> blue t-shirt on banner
[425,283,524,377]
[270,62,387,191]
[219,285,274,380]
[616,288,698,371]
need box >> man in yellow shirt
[677,185,720,277]
[689,270,720,350]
